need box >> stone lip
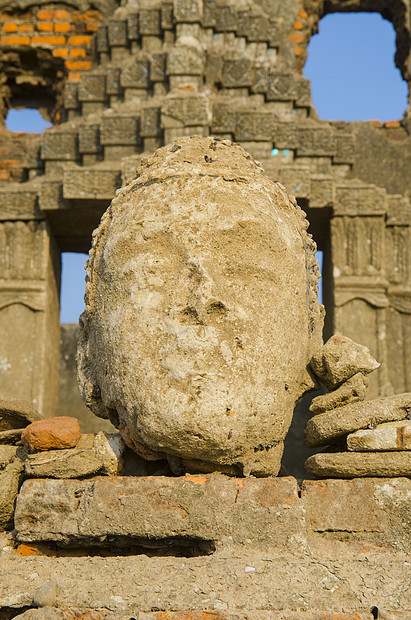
[310,334,380,390]
[305,451,411,478]
[347,419,411,451]
[21,416,81,452]
[0,395,43,432]
[304,393,411,448]
[14,475,303,548]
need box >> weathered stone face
[78,137,323,476]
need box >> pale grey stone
[304,393,411,448]
[0,445,19,468]
[310,334,380,389]
[305,451,411,478]
[347,419,411,451]
[309,372,369,415]
[78,137,324,477]
[93,431,126,475]
[33,581,58,608]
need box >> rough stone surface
[93,431,126,475]
[0,450,24,528]
[305,451,411,478]
[309,372,369,415]
[14,475,303,548]
[310,335,380,389]
[24,434,102,479]
[347,419,411,451]
[0,395,44,431]
[78,136,324,477]
[3,477,411,615]
[0,428,24,444]
[21,417,82,452]
[304,393,411,448]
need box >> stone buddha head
[78,136,323,476]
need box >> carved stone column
[0,190,60,416]
[331,182,391,398]
[385,195,411,395]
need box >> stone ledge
[13,475,411,552]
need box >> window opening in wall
[5,108,52,133]
[60,253,88,324]
[304,13,408,122]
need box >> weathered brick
[32,35,66,45]
[55,22,71,33]
[37,22,53,31]
[69,48,86,58]
[2,23,17,32]
[67,35,91,46]
[65,60,92,70]
[0,35,31,44]
[18,23,34,33]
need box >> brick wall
[0,7,102,81]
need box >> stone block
[150,53,167,81]
[24,434,102,478]
[273,122,298,149]
[38,179,65,211]
[0,395,43,431]
[235,110,276,141]
[237,9,271,41]
[173,0,203,23]
[121,56,150,88]
[267,72,297,101]
[141,106,162,137]
[105,68,122,95]
[347,420,411,451]
[276,168,310,198]
[309,175,333,207]
[96,26,109,53]
[212,100,236,133]
[41,131,78,162]
[296,127,336,157]
[139,8,161,35]
[78,123,100,154]
[305,451,411,478]
[222,57,253,88]
[161,92,210,126]
[302,478,390,532]
[311,334,380,390]
[108,20,128,47]
[167,45,204,75]
[0,187,40,220]
[100,115,139,146]
[334,183,387,216]
[334,132,355,164]
[127,13,139,39]
[0,451,24,529]
[63,168,121,200]
[14,475,301,547]
[304,393,411,448]
[78,73,106,102]
[63,82,79,110]
[214,4,237,31]
[295,78,311,107]
[309,373,369,415]
[252,65,269,94]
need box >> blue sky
[5,12,408,322]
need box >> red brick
[2,23,17,32]
[288,32,305,44]
[36,9,54,20]
[294,46,304,57]
[65,59,92,70]
[69,47,86,57]
[72,9,102,20]
[18,23,34,32]
[32,35,66,45]
[384,120,401,128]
[0,34,31,44]
[52,47,69,57]
[86,22,99,31]
[37,22,53,31]
[67,34,91,45]
[21,416,81,452]
[54,9,69,20]
[68,71,82,81]
[298,8,308,18]
[55,22,71,32]
[293,20,303,30]
[0,170,10,180]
